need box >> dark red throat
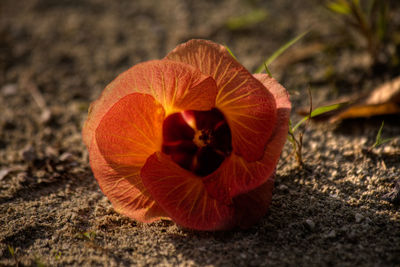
[162,108,232,176]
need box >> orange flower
[82,40,291,230]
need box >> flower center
[162,108,232,176]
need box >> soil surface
[1,0,400,266]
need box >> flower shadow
[162,162,400,266]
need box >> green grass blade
[292,117,308,133]
[292,102,347,132]
[367,0,376,18]
[8,245,14,256]
[375,121,385,145]
[224,45,237,60]
[310,102,347,117]
[255,30,309,73]
[288,119,294,134]
[287,119,295,142]
[326,1,351,15]
[377,1,388,40]
[263,62,272,77]
[371,121,394,149]
[381,137,394,145]
[226,9,268,31]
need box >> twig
[22,74,51,123]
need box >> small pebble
[305,219,315,230]
[278,184,288,191]
[325,230,336,238]
[45,146,59,157]
[0,169,10,180]
[60,152,74,162]
[21,145,36,162]
[355,213,364,223]
[1,84,17,96]
[40,109,52,124]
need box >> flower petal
[232,173,275,229]
[253,74,291,158]
[91,93,168,222]
[204,74,290,200]
[89,137,167,223]
[166,39,277,161]
[82,59,218,150]
[96,93,165,167]
[141,152,234,231]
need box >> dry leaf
[330,76,400,122]
[382,178,400,205]
[297,76,400,122]
[364,76,400,104]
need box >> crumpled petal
[166,39,277,162]
[92,93,167,222]
[83,59,218,149]
[89,137,167,223]
[253,74,291,163]
[232,173,275,229]
[96,93,164,168]
[141,152,234,231]
[204,74,291,202]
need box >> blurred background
[1,0,400,266]
[1,0,399,156]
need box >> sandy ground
[1,0,399,266]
